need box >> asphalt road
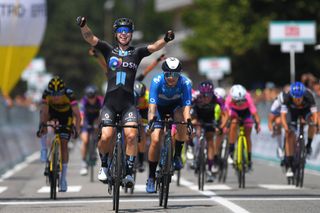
[1,142,320,213]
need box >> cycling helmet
[214,87,226,99]
[290,82,305,98]
[48,76,65,94]
[134,81,146,97]
[162,57,182,73]
[113,18,134,33]
[85,85,98,98]
[198,81,214,94]
[230,84,246,101]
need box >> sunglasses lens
[164,72,180,78]
[116,27,131,34]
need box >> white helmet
[214,87,226,99]
[230,84,246,101]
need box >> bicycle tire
[158,176,164,206]
[237,136,244,188]
[218,137,229,183]
[296,137,306,188]
[88,132,95,183]
[113,141,123,212]
[163,134,172,209]
[198,137,205,191]
[51,141,58,199]
[241,145,246,188]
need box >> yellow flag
[0,0,47,96]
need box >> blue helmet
[290,82,305,98]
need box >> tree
[182,0,320,88]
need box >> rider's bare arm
[182,106,192,122]
[280,112,289,132]
[80,25,99,46]
[147,38,167,53]
[72,105,81,133]
[148,103,157,122]
[40,104,49,124]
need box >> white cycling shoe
[98,167,108,182]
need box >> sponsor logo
[109,56,122,71]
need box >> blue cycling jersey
[149,74,192,106]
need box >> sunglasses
[164,72,180,78]
[116,27,132,34]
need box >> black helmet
[162,57,182,72]
[134,81,146,97]
[113,18,134,33]
[85,85,98,98]
[48,76,65,94]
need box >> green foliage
[182,0,320,87]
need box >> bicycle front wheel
[163,134,173,209]
[113,142,123,212]
[198,137,205,191]
[50,141,59,199]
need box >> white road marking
[37,186,82,193]
[258,184,303,190]
[172,176,250,213]
[0,152,39,182]
[228,197,320,201]
[189,184,232,191]
[0,186,8,193]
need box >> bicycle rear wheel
[218,137,229,183]
[88,132,96,183]
[198,137,205,191]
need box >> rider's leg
[228,118,238,159]
[306,116,316,154]
[60,138,69,192]
[124,122,138,177]
[174,109,189,169]
[205,131,215,171]
[80,130,89,174]
[97,126,113,181]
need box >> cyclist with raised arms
[146,57,192,193]
[280,82,317,177]
[37,76,81,192]
[225,84,261,170]
[79,85,104,175]
[192,81,228,182]
[76,16,174,187]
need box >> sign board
[281,41,304,53]
[269,21,316,44]
[206,70,224,81]
[198,57,231,75]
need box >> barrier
[0,98,39,175]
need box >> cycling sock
[40,135,47,150]
[99,153,108,168]
[138,152,144,164]
[148,161,158,179]
[207,159,214,171]
[307,138,312,148]
[174,140,184,158]
[61,164,68,180]
[126,155,136,176]
[213,155,219,165]
[248,152,252,162]
[229,144,235,157]
[287,156,293,169]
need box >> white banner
[269,21,316,44]
[0,0,47,45]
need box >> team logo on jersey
[109,56,122,71]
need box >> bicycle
[232,120,256,189]
[86,124,98,183]
[218,133,229,183]
[288,117,314,187]
[100,114,138,213]
[38,124,73,200]
[151,115,189,209]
